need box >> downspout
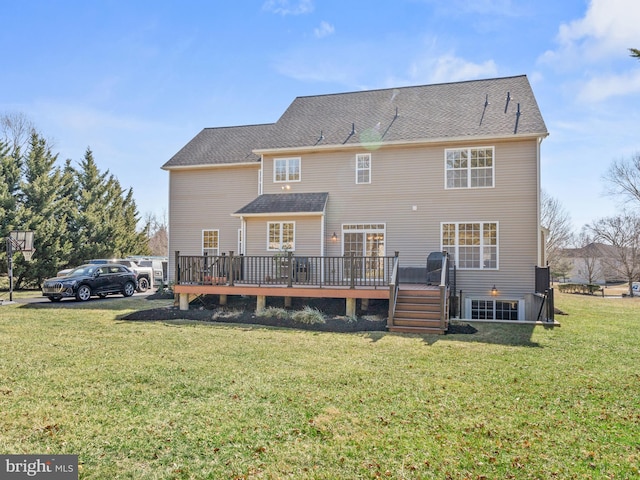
[258,155,263,195]
[167,171,174,282]
[536,136,543,266]
[320,212,325,256]
[240,216,246,255]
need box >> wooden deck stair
[388,286,448,335]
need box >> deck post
[219,294,227,305]
[287,251,293,288]
[256,295,266,313]
[175,250,180,284]
[229,251,235,286]
[361,298,369,310]
[346,297,356,317]
[284,297,292,308]
[349,253,355,289]
[179,293,189,311]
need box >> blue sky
[2,0,639,231]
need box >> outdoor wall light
[331,232,338,242]
[491,285,498,296]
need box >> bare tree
[0,112,36,154]
[143,210,168,256]
[603,152,640,207]
[541,190,574,269]
[588,212,640,297]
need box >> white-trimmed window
[356,153,371,184]
[442,222,498,269]
[267,222,295,251]
[445,147,494,189]
[274,157,301,182]
[468,299,522,321]
[202,229,219,256]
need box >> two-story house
[162,75,550,330]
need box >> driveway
[11,290,154,305]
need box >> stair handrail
[387,252,400,328]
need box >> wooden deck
[174,283,391,300]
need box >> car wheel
[137,277,149,293]
[48,296,61,302]
[123,281,136,297]
[76,285,92,302]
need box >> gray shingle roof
[164,75,547,168]
[261,75,547,150]
[162,124,274,168]
[234,192,329,215]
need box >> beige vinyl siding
[244,215,323,257]
[261,138,539,297]
[167,165,259,280]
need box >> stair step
[395,303,440,312]
[387,325,446,335]
[395,311,440,318]
[392,318,443,328]
[399,290,440,297]
[397,297,440,305]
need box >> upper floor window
[356,153,371,184]
[441,222,498,269]
[268,222,295,251]
[445,147,494,189]
[202,229,219,256]
[274,157,301,183]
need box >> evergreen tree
[68,148,111,265]
[0,141,21,235]
[13,133,71,287]
[71,148,149,263]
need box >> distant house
[561,243,626,284]
[162,75,551,330]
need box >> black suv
[42,264,138,302]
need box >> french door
[342,224,385,280]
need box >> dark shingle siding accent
[163,124,275,168]
[235,193,329,215]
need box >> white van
[138,258,168,285]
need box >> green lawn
[0,294,638,479]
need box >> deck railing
[175,251,397,289]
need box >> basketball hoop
[4,230,36,303]
[10,230,34,251]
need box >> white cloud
[314,21,334,39]
[542,0,640,65]
[578,69,640,102]
[404,53,498,85]
[262,0,313,16]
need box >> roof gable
[163,124,274,169]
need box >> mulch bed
[123,292,476,335]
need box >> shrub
[557,283,602,295]
[291,306,326,325]
[211,308,242,320]
[257,307,290,320]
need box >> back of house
[162,75,549,322]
